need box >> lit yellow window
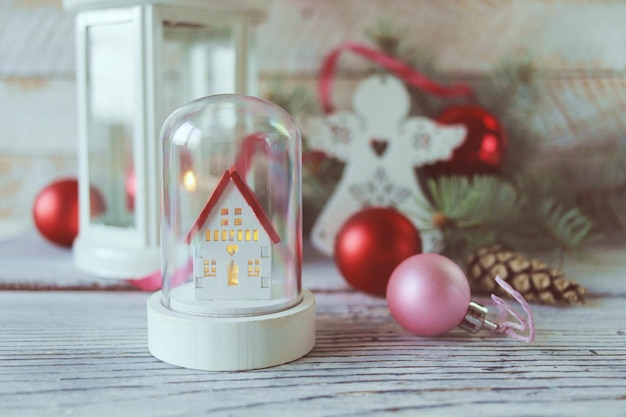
[205,230,211,241]
[221,208,228,215]
[235,208,242,215]
[221,218,229,226]
[237,230,243,241]
[235,218,242,226]
[229,230,235,241]
[204,259,217,277]
[247,259,261,277]
[227,260,238,286]
[222,230,227,241]
[213,230,219,241]
[245,230,251,241]
[253,230,259,241]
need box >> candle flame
[183,170,197,191]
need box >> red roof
[184,166,281,245]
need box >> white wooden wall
[1,0,625,227]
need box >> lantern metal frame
[65,0,266,278]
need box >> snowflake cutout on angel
[299,75,467,256]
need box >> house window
[205,230,211,241]
[227,260,238,286]
[247,259,260,277]
[261,246,270,258]
[204,259,216,277]
[253,230,259,241]
[261,276,270,288]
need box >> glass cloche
[147,95,315,371]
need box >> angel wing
[297,112,364,162]
[399,117,466,166]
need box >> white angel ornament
[300,75,467,256]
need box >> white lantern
[63,0,267,278]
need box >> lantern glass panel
[162,23,236,117]
[86,21,137,229]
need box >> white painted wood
[147,289,316,371]
[300,75,466,256]
[62,0,271,18]
[258,0,626,73]
[0,79,77,155]
[1,256,625,416]
[0,7,74,76]
[0,229,135,289]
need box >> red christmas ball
[422,105,506,177]
[33,179,106,248]
[126,167,136,211]
[334,207,422,296]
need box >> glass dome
[160,95,302,316]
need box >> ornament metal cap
[458,301,498,334]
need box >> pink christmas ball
[386,253,471,337]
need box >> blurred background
[1,0,625,243]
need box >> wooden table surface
[1,238,625,417]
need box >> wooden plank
[2,0,626,76]
[259,0,626,73]
[0,155,76,220]
[0,283,625,417]
[0,5,74,77]
[0,79,77,155]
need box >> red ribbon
[319,41,474,113]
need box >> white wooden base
[73,234,160,279]
[147,289,316,371]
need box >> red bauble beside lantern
[422,105,506,177]
[126,167,136,211]
[33,178,106,248]
[334,207,422,296]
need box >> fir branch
[538,199,600,255]
[573,151,626,234]
[263,78,320,116]
[482,53,539,116]
[364,18,402,56]
[416,175,520,258]
[412,174,600,262]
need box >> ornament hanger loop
[318,41,474,113]
[460,275,536,343]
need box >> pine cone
[466,245,585,306]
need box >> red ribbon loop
[319,41,474,113]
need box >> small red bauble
[126,168,136,211]
[422,105,506,177]
[334,207,422,296]
[33,178,106,248]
